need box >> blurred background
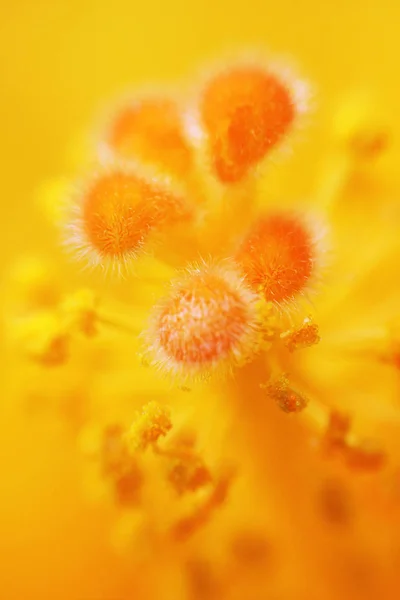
[1,1,399,598]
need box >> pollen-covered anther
[147,264,260,377]
[236,212,321,306]
[200,64,301,183]
[281,317,321,352]
[125,401,172,452]
[261,375,309,413]
[69,169,192,268]
[102,97,193,178]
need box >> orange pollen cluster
[152,267,257,373]
[261,376,309,413]
[282,318,320,352]
[81,170,190,258]
[105,97,193,178]
[236,213,316,304]
[200,66,296,182]
[126,401,172,452]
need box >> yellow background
[1,1,398,598]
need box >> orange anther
[104,97,193,178]
[261,375,308,413]
[148,264,258,376]
[236,213,318,305]
[69,168,192,268]
[200,66,297,182]
[282,317,320,352]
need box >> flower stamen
[200,64,301,183]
